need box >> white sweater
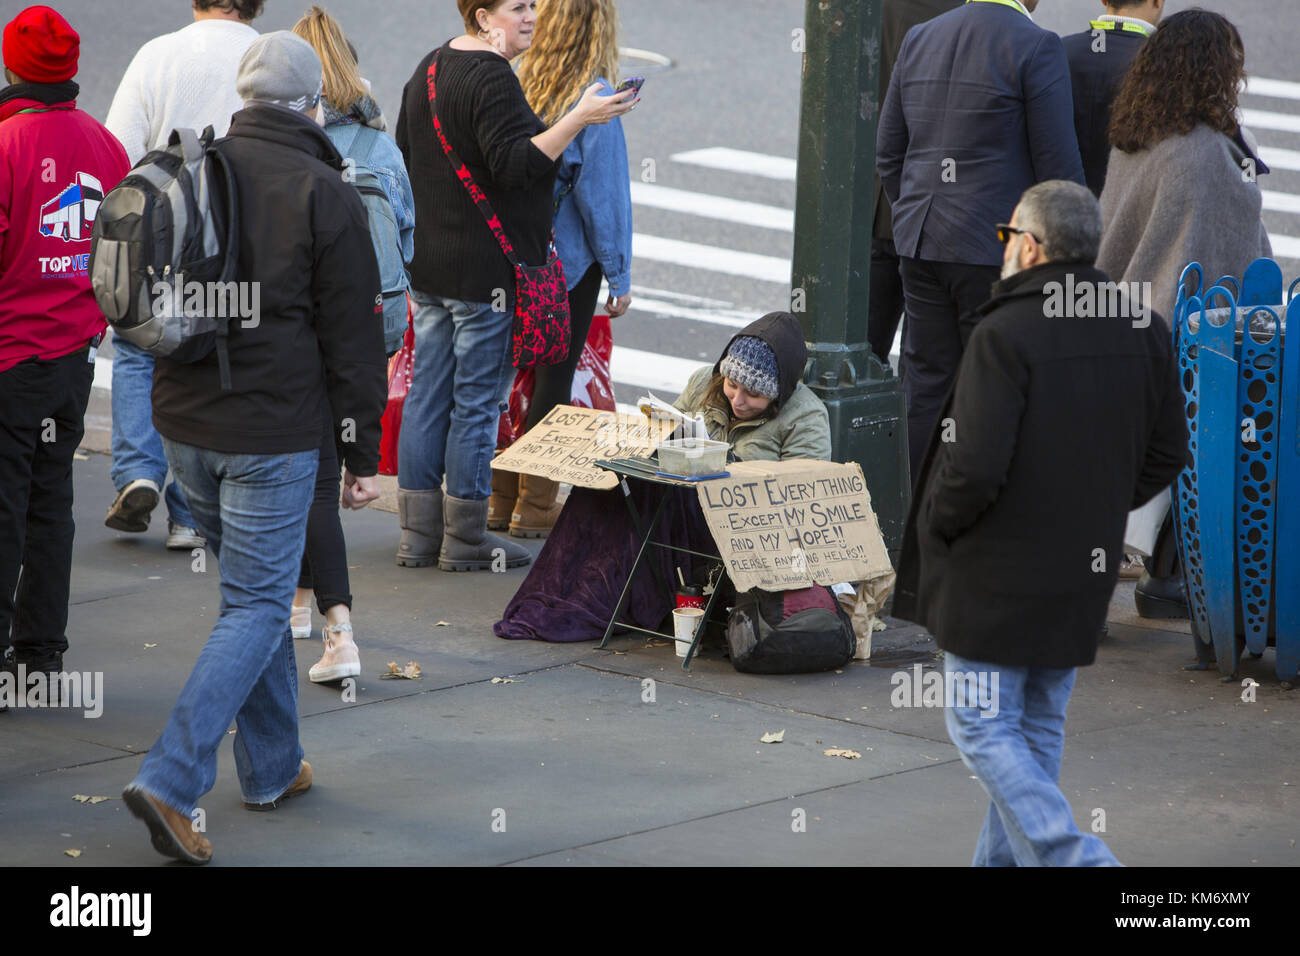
[105,20,258,166]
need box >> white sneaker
[165,523,207,550]
[309,622,360,683]
[290,605,312,639]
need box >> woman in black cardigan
[393,0,635,572]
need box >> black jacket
[152,104,387,476]
[396,45,558,304]
[1063,25,1146,196]
[892,261,1188,668]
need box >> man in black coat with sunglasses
[894,180,1187,866]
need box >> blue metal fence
[1172,258,1300,684]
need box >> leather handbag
[426,49,570,369]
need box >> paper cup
[672,606,705,657]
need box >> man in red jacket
[0,6,129,710]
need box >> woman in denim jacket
[296,7,415,359]
[499,0,635,536]
[287,6,418,684]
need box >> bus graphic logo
[39,172,104,241]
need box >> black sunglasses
[996,223,1040,245]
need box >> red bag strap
[427,49,527,270]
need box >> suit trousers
[898,257,1001,482]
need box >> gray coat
[1097,124,1272,322]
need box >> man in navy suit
[1063,0,1165,196]
[877,0,1085,481]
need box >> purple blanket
[494,483,716,642]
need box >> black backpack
[726,585,855,674]
[89,126,241,387]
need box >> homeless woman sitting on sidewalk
[495,311,830,643]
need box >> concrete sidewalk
[1,445,1297,867]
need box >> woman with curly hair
[490,0,635,537]
[1097,8,1271,322]
[1096,8,1269,620]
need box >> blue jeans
[943,651,1120,867]
[130,439,318,812]
[110,336,196,527]
[397,290,514,499]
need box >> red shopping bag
[496,313,615,448]
[378,296,414,476]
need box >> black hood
[712,311,808,407]
[225,102,345,170]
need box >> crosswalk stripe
[1243,107,1300,135]
[1247,77,1300,101]
[1271,234,1300,259]
[670,147,797,182]
[1259,145,1300,173]
[630,181,794,231]
[1263,190,1300,215]
[611,344,704,394]
[633,233,789,283]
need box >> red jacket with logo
[0,96,129,373]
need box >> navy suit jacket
[877,0,1085,267]
[1063,26,1146,196]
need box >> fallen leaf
[759,730,785,744]
[73,452,88,460]
[823,748,861,759]
[72,795,110,805]
[380,661,422,680]
[143,643,157,649]
[490,677,519,684]
[64,849,81,858]
[435,621,451,627]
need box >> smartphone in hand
[615,76,645,97]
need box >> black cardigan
[395,44,559,304]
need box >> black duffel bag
[726,585,854,674]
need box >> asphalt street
[47,0,1300,408]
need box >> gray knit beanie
[236,31,323,112]
[719,336,780,400]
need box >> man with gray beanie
[894,180,1187,866]
[122,31,387,864]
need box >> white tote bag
[1124,487,1171,557]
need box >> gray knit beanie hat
[236,31,323,112]
[719,336,780,400]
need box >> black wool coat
[892,261,1189,668]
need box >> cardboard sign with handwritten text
[696,460,892,592]
[491,405,675,490]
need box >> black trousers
[0,346,93,661]
[898,257,1001,483]
[297,410,351,613]
[868,237,906,365]
[524,263,604,432]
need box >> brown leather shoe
[243,760,312,811]
[122,785,213,864]
[510,474,562,538]
[488,464,517,531]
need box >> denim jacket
[552,78,632,296]
[325,99,416,267]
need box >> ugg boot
[488,465,517,531]
[510,474,563,538]
[396,488,444,567]
[439,494,532,572]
